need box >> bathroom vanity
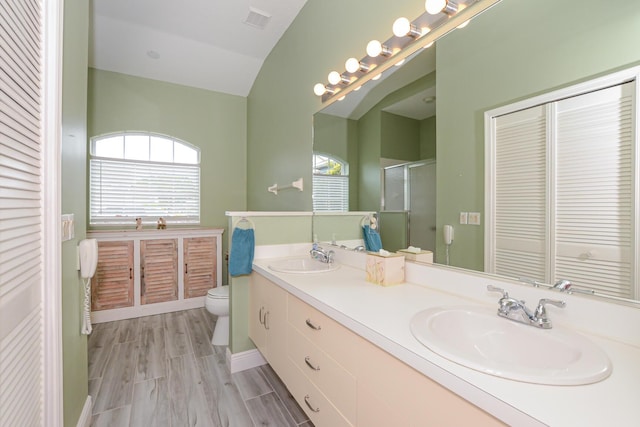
[248,246,640,426]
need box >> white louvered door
[1,0,56,425]
[488,80,637,299]
[492,105,548,280]
[554,82,635,298]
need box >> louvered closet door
[0,0,45,424]
[92,241,134,310]
[184,236,217,298]
[141,239,178,304]
[493,105,548,280]
[554,82,635,298]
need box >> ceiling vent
[243,7,271,30]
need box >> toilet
[205,285,229,346]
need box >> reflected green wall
[436,0,640,270]
[420,116,436,160]
[87,69,248,281]
[381,112,420,161]
[247,0,422,211]
[61,1,89,425]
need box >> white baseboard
[91,297,206,323]
[226,347,266,373]
[76,396,92,427]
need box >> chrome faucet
[310,245,335,264]
[487,285,565,329]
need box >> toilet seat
[207,286,229,299]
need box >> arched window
[90,132,200,225]
[312,153,349,211]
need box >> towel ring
[234,217,255,230]
[361,214,378,230]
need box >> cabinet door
[92,240,134,311]
[264,279,288,375]
[248,274,267,353]
[140,239,178,304]
[183,236,217,298]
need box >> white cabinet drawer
[286,357,353,427]
[288,324,356,424]
[288,294,364,373]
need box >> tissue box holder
[397,249,433,264]
[366,253,405,286]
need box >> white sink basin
[410,306,612,385]
[268,258,339,274]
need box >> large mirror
[312,0,640,305]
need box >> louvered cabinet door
[184,236,217,298]
[93,241,134,311]
[141,239,178,304]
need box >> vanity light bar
[313,0,501,105]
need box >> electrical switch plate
[62,213,74,241]
[459,212,468,224]
[468,212,481,225]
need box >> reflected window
[90,132,200,225]
[313,154,348,211]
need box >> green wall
[247,0,423,211]
[61,1,89,425]
[381,112,420,161]
[436,0,640,269]
[420,116,436,160]
[228,214,312,354]
[87,69,248,281]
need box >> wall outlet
[459,212,468,224]
[468,212,481,225]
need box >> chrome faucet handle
[533,298,566,327]
[553,279,572,291]
[487,285,508,298]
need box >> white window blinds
[90,158,200,225]
[488,81,637,299]
[312,174,349,211]
[0,0,45,424]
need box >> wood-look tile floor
[88,308,313,427]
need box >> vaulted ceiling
[89,0,308,96]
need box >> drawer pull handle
[259,307,265,325]
[304,395,320,413]
[305,319,321,331]
[304,356,320,371]
[264,311,270,330]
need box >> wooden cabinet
[140,238,178,304]
[88,228,223,323]
[92,240,134,311]
[248,273,288,376]
[252,272,505,427]
[183,236,217,298]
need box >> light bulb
[345,57,360,73]
[328,71,342,85]
[393,17,411,37]
[425,0,446,14]
[313,83,326,96]
[366,40,383,57]
[425,0,457,15]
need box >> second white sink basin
[410,306,612,385]
[268,258,339,274]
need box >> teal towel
[229,227,255,277]
[362,225,382,252]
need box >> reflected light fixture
[392,17,422,38]
[366,40,392,57]
[313,83,335,96]
[425,0,458,15]
[328,71,351,85]
[456,4,470,28]
[345,57,370,73]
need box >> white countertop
[252,251,640,427]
